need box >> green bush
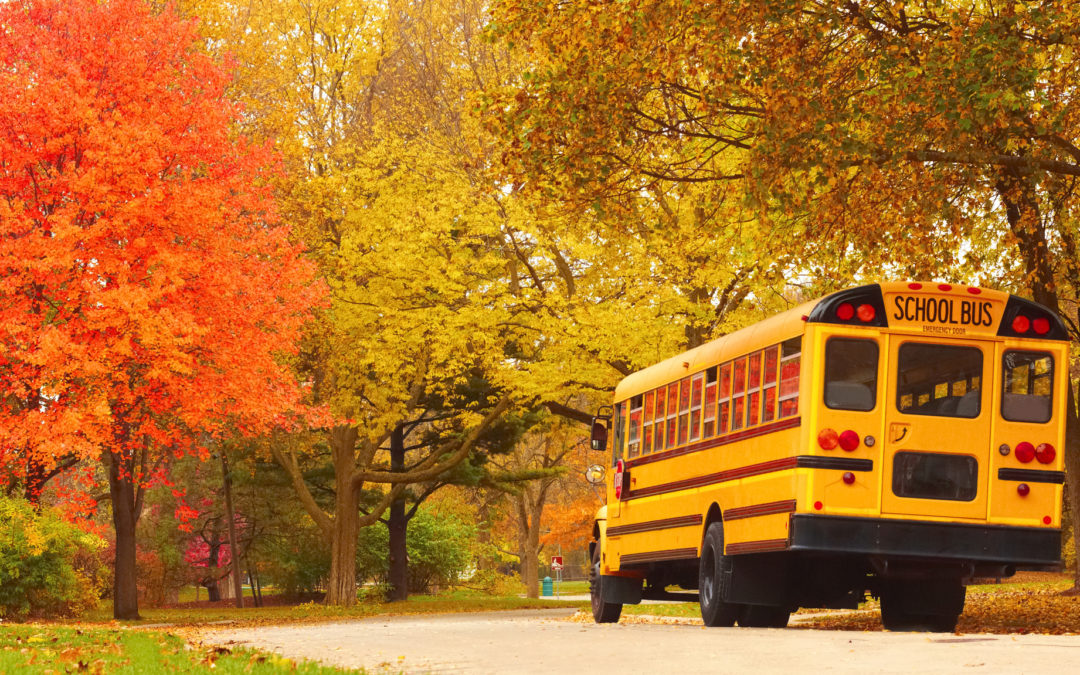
[356,506,477,593]
[0,496,105,620]
[260,521,330,595]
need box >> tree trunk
[107,454,141,620]
[1066,383,1080,589]
[326,480,360,605]
[386,424,409,601]
[220,451,245,608]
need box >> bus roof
[611,282,1067,403]
[613,298,817,402]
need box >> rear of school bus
[590,281,1066,631]
[791,281,1066,629]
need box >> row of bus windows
[824,338,1054,423]
[623,337,801,458]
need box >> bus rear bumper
[789,514,1061,568]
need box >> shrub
[0,496,105,620]
[356,505,477,594]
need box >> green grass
[76,592,586,628]
[0,625,357,674]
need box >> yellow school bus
[587,282,1067,631]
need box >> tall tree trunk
[387,424,409,601]
[221,450,244,608]
[325,426,361,605]
[107,454,140,620]
[204,519,223,601]
[1066,383,1080,589]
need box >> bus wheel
[738,604,790,628]
[698,522,739,627]
[590,541,622,623]
[880,579,964,632]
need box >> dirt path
[202,608,1080,674]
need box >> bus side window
[612,402,625,466]
[763,345,779,423]
[731,357,747,431]
[1002,351,1054,423]
[747,351,762,427]
[719,363,732,434]
[643,391,655,454]
[703,367,718,437]
[666,384,679,449]
[780,337,801,417]
[824,338,878,411]
[628,395,643,457]
[678,377,692,444]
[653,386,666,450]
[690,373,704,441]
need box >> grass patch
[0,625,355,674]
[74,593,586,628]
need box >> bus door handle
[889,423,909,443]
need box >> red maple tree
[0,0,322,619]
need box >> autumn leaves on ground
[6,0,1080,671]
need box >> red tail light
[1033,317,1050,335]
[1015,441,1035,463]
[614,459,625,499]
[1012,315,1030,333]
[818,428,839,450]
[838,429,860,451]
[1036,443,1056,464]
[857,304,876,322]
[836,303,855,321]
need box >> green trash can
[542,576,553,596]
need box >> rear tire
[880,578,964,632]
[738,604,791,628]
[590,541,622,623]
[698,522,740,627]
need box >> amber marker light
[817,428,839,450]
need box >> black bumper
[789,514,1061,567]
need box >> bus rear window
[896,343,982,418]
[824,338,878,411]
[1002,351,1053,423]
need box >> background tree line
[5,0,1080,620]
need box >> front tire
[698,522,740,627]
[590,541,622,623]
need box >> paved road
[204,608,1080,674]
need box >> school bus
[587,282,1067,631]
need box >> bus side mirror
[590,418,608,451]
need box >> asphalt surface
[203,608,1080,674]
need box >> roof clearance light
[818,428,839,450]
[1015,441,1036,463]
[1033,317,1050,335]
[938,283,952,291]
[1012,315,1031,333]
[836,303,855,321]
[1036,443,1056,464]
[838,429,860,451]
[967,287,982,295]
[908,282,922,290]
[857,304,876,322]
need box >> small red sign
[551,556,563,570]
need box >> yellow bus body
[591,282,1067,629]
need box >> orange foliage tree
[0,0,320,619]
